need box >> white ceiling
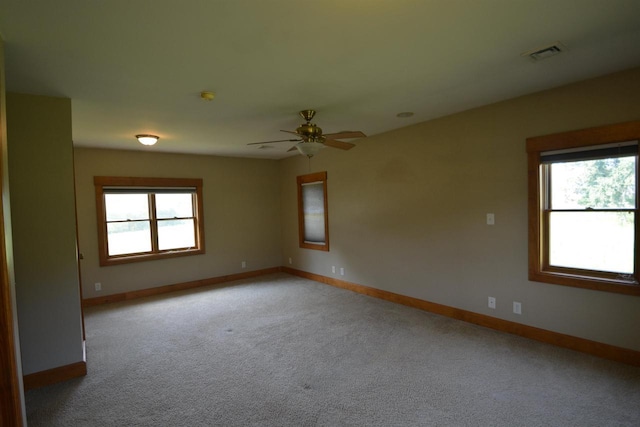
[1,0,640,159]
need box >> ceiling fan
[248,109,366,157]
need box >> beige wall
[65,68,640,359]
[74,148,282,299]
[279,67,640,351]
[7,92,84,375]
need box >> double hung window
[95,177,205,266]
[297,172,329,251]
[527,121,640,295]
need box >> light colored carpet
[26,273,640,426]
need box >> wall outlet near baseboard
[241,261,246,269]
[513,301,522,315]
[488,296,496,309]
[340,267,345,276]
[288,257,292,264]
[332,266,336,274]
[95,282,101,291]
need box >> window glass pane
[155,193,194,219]
[105,194,150,221]
[158,219,196,250]
[550,156,635,209]
[302,182,325,244]
[549,211,634,274]
[107,221,152,255]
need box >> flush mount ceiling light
[136,134,159,146]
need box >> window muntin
[526,121,640,295]
[95,177,205,266]
[297,172,329,251]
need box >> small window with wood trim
[527,121,640,295]
[94,177,205,266]
[297,171,329,251]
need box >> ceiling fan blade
[323,139,356,150]
[247,138,300,146]
[287,145,298,152]
[280,130,300,135]
[322,130,366,140]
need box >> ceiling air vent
[522,42,566,62]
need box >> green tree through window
[576,157,635,210]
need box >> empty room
[0,1,639,426]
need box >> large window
[297,171,329,251]
[527,121,640,295]
[95,177,205,266]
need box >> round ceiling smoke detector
[200,91,215,101]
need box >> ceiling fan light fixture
[249,109,367,155]
[295,141,325,157]
[136,134,159,146]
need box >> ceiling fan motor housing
[296,123,323,140]
[248,108,364,150]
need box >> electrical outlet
[332,266,336,274]
[288,257,292,265]
[340,267,345,276]
[95,282,101,291]
[488,297,496,309]
[241,261,246,269]
[513,301,522,315]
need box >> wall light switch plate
[487,213,495,225]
